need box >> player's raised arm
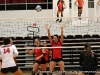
[60,24,66,43]
[45,25,53,43]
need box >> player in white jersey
[0,37,23,75]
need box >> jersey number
[4,48,10,54]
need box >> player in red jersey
[24,38,47,75]
[74,0,84,20]
[97,0,100,6]
[36,40,51,75]
[43,40,52,69]
[56,0,67,22]
[45,24,66,75]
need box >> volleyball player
[97,0,100,6]
[37,40,51,75]
[0,37,23,75]
[45,24,66,75]
[78,43,98,75]
[24,38,47,75]
[10,37,17,63]
[43,40,51,70]
[56,0,67,22]
[0,37,17,70]
[74,0,84,20]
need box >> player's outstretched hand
[60,24,66,29]
[45,24,50,30]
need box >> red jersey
[51,41,62,59]
[57,1,64,11]
[44,49,49,62]
[34,47,42,61]
[78,0,83,7]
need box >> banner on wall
[72,0,88,17]
[53,0,69,18]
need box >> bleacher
[0,17,100,71]
[0,35,100,71]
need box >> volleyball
[35,5,42,12]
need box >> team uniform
[44,49,50,63]
[0,44,18,74]
[51,40,63,62]
[80,50,98,75]
[78,0,83,9]
[57,1,64,11]
[34,47,46,64]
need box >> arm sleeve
[79,51,83,66]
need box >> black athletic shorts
[51,58,63,62]
[1,66,18,74]
[35,57,46,64]
[81,66,96,74]
[78,7,82,9]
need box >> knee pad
[78,12,81,16]
[78,12,82,15]
[62,71,66,75]
[49,71,53,75]
[32,71,36,75]
[61,14,63,17]
[79,12,82,15]
[78,12,80,15]
[57,14,59,17]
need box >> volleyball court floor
[8,71,100,75]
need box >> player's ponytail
[84,43,91,57]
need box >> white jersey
[0,44,18,68]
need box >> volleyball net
[0,17,100,37]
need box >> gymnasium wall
[0,9,96,18]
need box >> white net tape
[18,46,100,50]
